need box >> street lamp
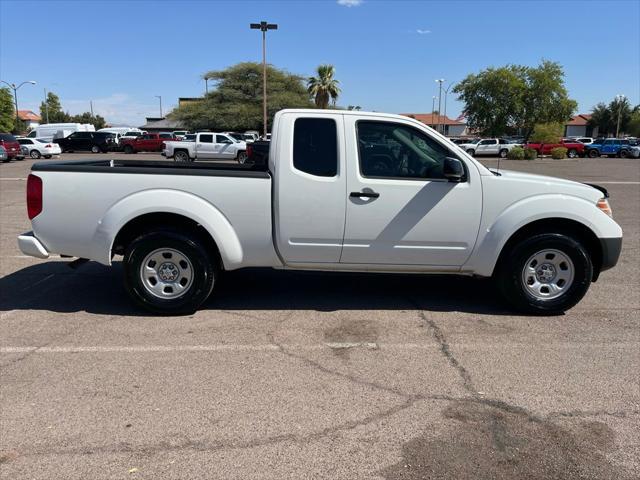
[204,76,209,95]
[250,21,278,137]
[615,94,626,138]
[435,79,444,134]
[443,81,455,136]
[0,79,36,132]
[154,95,163,118]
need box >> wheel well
[495,218,603,281]
[112,212,222,269]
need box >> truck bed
[32,159,270,178]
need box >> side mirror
[443,157,464,182]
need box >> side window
[479,139,494,145]
[357,121,450,180]
[499,139,507,145]
[293,118,338,177]
[199,134,214,143]
[216,135,232,144]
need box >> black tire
[1,158,9,163]
[174,150,190,162]
[466,149,475,156]
[495,233,592,315]
[588,149,599,158]
[30,149,41,159]
[91,145,101,153]
[44,155,52,159]
[123,230,216,315]
[123,144,134,154]
[567,149,578,158]
[499,149,508,158]
[236,150,248,164]
[619,149,629,158]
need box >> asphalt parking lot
[1,153,639,479]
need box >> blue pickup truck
[585,138,635,158]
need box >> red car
[525,139,585,158]
[0,133,25,161]
[121,132,177,153]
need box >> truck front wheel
[495,233,592,314]
[588,149,599,158]
[236,151,248,164]
[123,230,216,314]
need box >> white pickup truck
[163,132,248,163]
[18,109,622,315]
[458,138,522,158]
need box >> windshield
[35,139,50,144]
[124,131,141,137]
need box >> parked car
[584,139,635,158]
[525,139,585,158]
[120,131,144,141]
[225,132,255,143]
[163,132,247,163]
[121,132,177,153]
[27,123,95,142]
[568,137,595,145]
[53,131,116,153]
[457,138,522,158]
[0,145,7,163]
[244,131,260,141]
[172,131,189,140]
[0,132,24,160]
[18,109,622,315]
[17,138,62,159]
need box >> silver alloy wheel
[140,248,194,300]
[521,249,574,300]
[175,151,189,162]
[568,149,577,158]
[237,151,247,164]
[30,149,40,159]
[91,145,100,153]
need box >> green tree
[39,91,70,123]
[307,64,341,109]
[70,112,107,129]
[627,107,640,137]
[0,87,15,132]
[589,97,634,136]
[171,62,313,131]
[529,122,564,144]
[453,60,576,139]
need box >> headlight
[597,198,612,217]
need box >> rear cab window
[293,118,338,177]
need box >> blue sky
[1,0,638,126]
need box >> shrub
[530,122,563,144]
[506,146,525,160]
[524,147,538,160]
[550,147,567,159]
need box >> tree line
[0,88,107,133]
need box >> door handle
[350,191,380,199]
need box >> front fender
[465,194,623,277]
[90,188,243,268]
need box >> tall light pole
[0,79,36,132]
[154,95,163,118]
[204,76,209,95]
[435,79,444,134]
[250,21,278,137]
[432,95,436,114]
[615,94,625,138]
[43,88,49,123]
[443,81,455,136]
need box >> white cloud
[337,0,363,7]
[416,29,431,35]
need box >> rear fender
[91,189,243,268]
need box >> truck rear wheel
[124,144,134,154]
[567,148,578,158]
[466,149,475,156]
[236,151,248,164]
[495,233,592,315]
[174,150,190,162]
[123,230,216,314]
[588,149,599,158]
[619,150,629,158]
[499,149,508,158]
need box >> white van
[27,123,95,141]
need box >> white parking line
[0,177,27,181]
[579,181,640,184]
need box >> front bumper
[18,232,49,259]
[599,237,622,272]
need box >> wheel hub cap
[522,249,575,300]
[139,248,193,299]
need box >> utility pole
[443,81,455,136]
[204,76,209,94]
[44,88,49,123]
[90,100,94,117]
[435,79,444,134]
[0,79,36,132]
[615,94,625,138]
[154,95,163,118]
[250,21,278,137]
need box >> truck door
[195,134,216,159]
[340,117,482,267]
[214,134,236,159]
[274,113,347,263]
[476,139,496,155]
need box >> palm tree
[307,65,341,109]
